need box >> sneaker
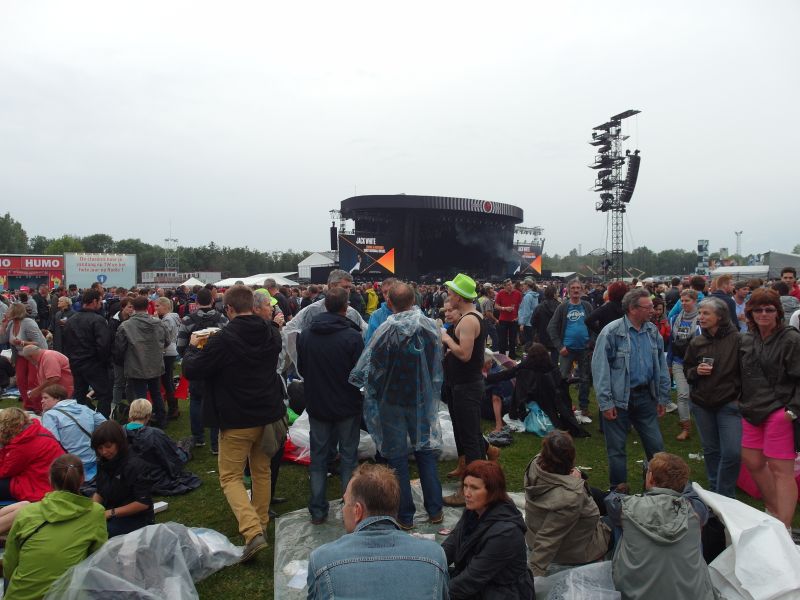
[574,410,593,424]
[210,449,219,456]
[665,402,678,413]
[194,440,206,448]
[429,513,444,525]
[240,533,267,563]
[397,520,415,531]
[310,515,327,525]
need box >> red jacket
[0,419,64,501]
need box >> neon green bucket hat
[254,288,279,307]
[445,273,478,300]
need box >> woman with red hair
[739,288,800,528]
[441,460,534,599]
[585,280,628,336]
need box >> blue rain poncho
[349,307,443,459]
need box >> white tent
[181,277,206,287]
[710,265,769,280]
[214,272,298,287]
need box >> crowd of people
[0,265,798,599]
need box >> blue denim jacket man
[307,464,449,600]
[591,289,670,487]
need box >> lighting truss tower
[589,109,641,280]
[164,237,179,272]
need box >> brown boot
[447,456,466,480]
[676,420,691,441]
[443,489,466,507]
[486,445,501,462]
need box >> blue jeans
[691,401,742,498]
[189,381,218,451]
[486,321,499,351]
[558,349,591,410]
[308,414,361,521]
[129,377,166,426]
[604,389,665,487]
[387,449,443,526]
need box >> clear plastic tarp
[286,407,458,463]
[349,308,443,459]
[44,522,242,600]
[537,562,620,600]
[274,482,501,600]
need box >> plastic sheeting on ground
[694,483,800,600]
[44,522,242,600]
[536,562,620,600]
[274,487,527,600]
[284,407,458,465]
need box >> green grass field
[3,388,795,599]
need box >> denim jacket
[307,516,449,600]
[591,316,670,412]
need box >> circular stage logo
[482,201,494,213]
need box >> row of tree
[3,212,798,279]
[0,213,310,278]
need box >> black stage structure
[333,195,525,282]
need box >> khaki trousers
[218,426,271,543]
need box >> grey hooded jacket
[115,313,168,379]
[611,487,719,600]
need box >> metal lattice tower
[164,237,179,272]
[589,110,641,280]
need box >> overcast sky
[1,1,797,257]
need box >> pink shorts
[742,408,796,460]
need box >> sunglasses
[751,307,777,314]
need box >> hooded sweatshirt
[297,311,364,422]
[182,314,285,429]
[3,490,107,600]
[524,456,611,576]
[683,321,741,410]
[612,488,718,600]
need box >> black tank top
[445,312,487,384]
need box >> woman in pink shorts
[739,288,800,528]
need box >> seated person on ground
[481,351,513,432]
[0,407,64,503]
[486,342,586,437]
[442,460,535,600]
[40,383,106,482]
[524,430,611,576]
[125,398,201,496]
[3,454,107,600]
[307,463,449,600]
[606,452,717,600]
[91,420,155,537]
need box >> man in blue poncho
[350,282,444,530]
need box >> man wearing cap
[495,279,523,359]
[441,274,487,506]
[20,345,74,412]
